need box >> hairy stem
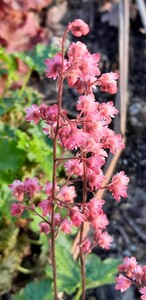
[79,149,87,300]
[50,28,68,300]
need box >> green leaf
[12,279,53,300]
[45,234,81,295]
[0,96,16,115]
[85,254,120,290]
[16,128,53,179]
[14,44,59,75]
[0,135,25,183]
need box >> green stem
[16,265,33,274]
[19,68,32,97]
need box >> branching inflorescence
[9,19,146,300]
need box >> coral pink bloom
[41,104,59,124]
[134,265,144,284]
[140,287,146,300]
[57,186,76,203]
[25,104,41,125]
[80,239,91,254]
[39,222,50,234]
[97,72,119,94]
[92,213,108,230]
[76,94,97,113]
[108,171,129,202]
[54,213,61,226]
[115,274,132,292]
[87,198,105,215]
[24,177,42,198]
[60,125,88,150]
[38,199,52,216]
[9,180,24,201]
[61,219,72,234]
[44,182,60,197]
[102,130,125,154]
[44,53,67,79]
[69,206,85,227]
[64,159,83,176]
[142,266,146,285]
[87,172,106,190]
[98,101,118,123]
[118,256,137,278]
[68,19,89,37]
[86,156,105,172]
[96,230,113,249]
[86,121,108,143]
[11,203,25,217]
[68,41,88,63]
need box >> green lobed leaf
[16,128,53,179]
[45,234,81,295]
[14,44,59,74]
[12,279,54,300]
[85,254,120,290]
[0,136,26,183]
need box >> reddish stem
[50,27,68,300]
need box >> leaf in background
[0,96,16,115]
[85,254,120,290]
[16,128,53,179]
[0,136,25,183]
[45,234,81,295]
[12,279,53,300]
[14,43,59,75]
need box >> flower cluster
[9,18,132,298]
[10,18,129,251]
[116,257,146,300]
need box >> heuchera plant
[9,19,146,300]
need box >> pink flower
[115,274,132,292]
[80,239,91,254]
[98,101,118,123]
[9,180,24,202]
[140,287,146,300]
[87,171,106,190]
[96,230,113,249]
[45,104,59,124]
[97,72,119,94]
[44,182,60,197]
[11,203,25,217]
[64,159,83,176]
[39,222,50,234]
[44,53,67,79]
[86,156,105,172]
[76,94,97,113]
[92,213,108,230]
[61,219,72,234]
[87,197,105,215]
[68,41,88,63]
[68,19,89,37]
[25,104,41,125]
[54,213,61,226]
[102,130,125,154]
[57,186,76,203]
[108,171,129,202]
[118,256,137,278]
[24,177,42,198]
[38,199,52,216]
[69,206,85,227]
